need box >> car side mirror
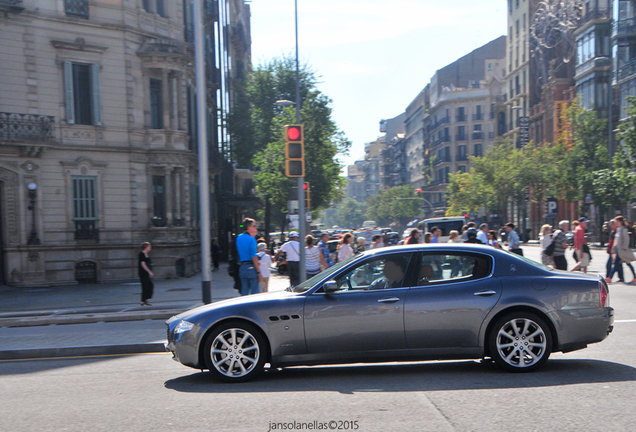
[323,280,338,294]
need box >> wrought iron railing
[615,18,636,37]
[579,8,611,27]
[0,112,55,142]
[618,58,636,81]
[74,220,99,241]
[64,0,89,18]
[0,0,24,12]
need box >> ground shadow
[164,358,636,395]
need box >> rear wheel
[204,321,267,383]
[488,312,552,372]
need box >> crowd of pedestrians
[225,214,636,295]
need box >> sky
[248,0,508,168]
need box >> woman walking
[305,235,327,280]
[540,224,555,268]
[337,233,354,262]
[257,242,272,292]
[609,216,636,283]
[138,242,154,306]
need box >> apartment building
[0,0,250,286]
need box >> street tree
[334,198,367,229]
[366,186,421,228]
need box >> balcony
[618,58,636,81]
[488,131,495,139]
[0,112,55,142]
[579,8,611,27]
[456,115,466,122]
[489,111,495,119]
[434,156,451,166]
[455,134,467,142]
[432,136,450,148]
[456,154,468,162]
[0,0,24,14]
[74,220,99,241]
[64,0,89,18]
[472,131,484,140]
[615,18,636,38]
[472,113,483,121]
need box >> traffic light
[284,124,304,177]
[416,188,422,196]
[303,182,311,210]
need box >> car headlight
[174,320,195,334]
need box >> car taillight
[600,281,609,307]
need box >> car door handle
[378,297,400,303]
[474,290,497,297]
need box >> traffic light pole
[295,0,305,283]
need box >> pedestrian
[211,239,221,272]
[228,235,241,292]
[487,230,502,249]
[257,242,272,292]
[318,233,334,268]
[464,227,482,243]
[540,224,555,268]
[605,219,625,283]
[423,232,433,243]
[305,234,327,280]
[608,216,636,283]
[448,230,460,243]
[477,223,489,245]
[571,217,590,273]
[355,236,367,254]
[275,232,301,287]
[337,232,354,262]
[235,218,262,295]
[138,242,154,306]
[406,229,420,244]
[551,220,569,271]
[505,222,522,255]
[430,226,441,243]
[370,234,384,249]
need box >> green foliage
[235,57,350,213]
[365,186,421,227]
[333,198,367,229]
[592,168,635,211]
[617,95,636,166]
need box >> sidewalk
[0,263,276,360]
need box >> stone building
[0,0,251,286]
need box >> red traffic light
[287,126,301,141]
[416,189,422,193]
[303,183,308,190]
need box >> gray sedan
[166,244,614,382]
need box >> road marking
[615,319,636,323]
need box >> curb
[0,343,167,361]
[0,309,185,328]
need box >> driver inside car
[367,259,405,290]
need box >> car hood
[166,289,301,323]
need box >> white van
[418,217,467,242]
[361,220,377,230]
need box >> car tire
[204,321,268,383]
[488,311,552,372]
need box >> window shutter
[64,61,75,124]
[90,64,102,126]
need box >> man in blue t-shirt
[235,218,262,295]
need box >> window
[156,0,165,17]
[72,176,98,240]
[64,62,101,126]
[474,144,483,157]
[143,0,167,17]
[456,125,466,141]
[65,0,89,18]
[458,165,467,173]
[416,252,491,286]
[143,0,151,13]
[456,107,466,122]
[150,79,164,129]
[153,175,167,226]
[327,254,413,293]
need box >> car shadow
[164,358,636,394]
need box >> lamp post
[26,182,40,245]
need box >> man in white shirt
[275,232,301,287]
[477,223,489,245]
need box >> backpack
[544,236,556,256]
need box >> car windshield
[289,254,360,293]
[507,250,554,271]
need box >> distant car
[385,232,400,246]
[166,244,613,382]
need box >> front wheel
[488,312,552,372]
[204,321,268,383]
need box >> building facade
[0,0,250,286]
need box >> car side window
[330,254,411,293]
[418,252,491,285]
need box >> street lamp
[27,182,40,245]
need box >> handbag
[583,244,592,261]
[544,238,556,256]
